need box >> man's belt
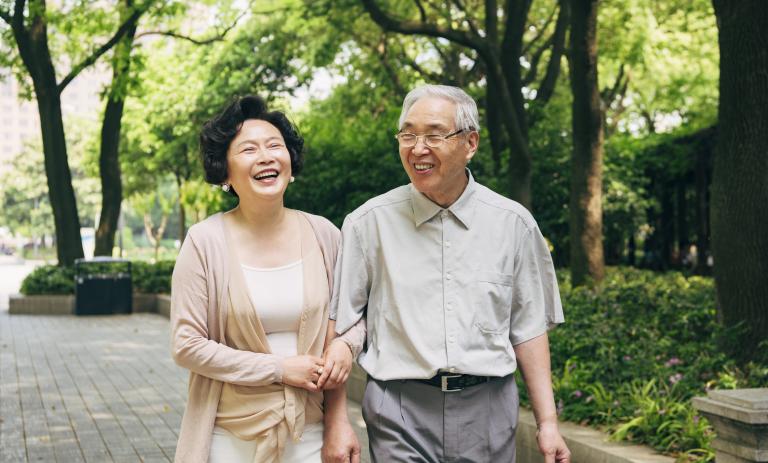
[415,373,498,392]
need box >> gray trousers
[361,375,518,463]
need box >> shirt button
[445,241,451,248]
[448,336,455,343]
[446,303,452,311]
[446,273,452,280]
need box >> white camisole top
[240,260,303,357]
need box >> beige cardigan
[170,211,342,463]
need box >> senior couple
[170,84,570,463]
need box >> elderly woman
[170,95,363,463]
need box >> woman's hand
[317,339,353,390]
[281,355,325,392]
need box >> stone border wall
[8,293,167,315]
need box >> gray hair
[398,84,480,132]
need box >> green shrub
[19,260,176,295]
[132,260,175,294]
[20,265,75,295]
[518,267,768,462]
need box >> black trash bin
[74,257,132,315]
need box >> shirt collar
[410,169,477,229]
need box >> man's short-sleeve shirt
[333,172,564,380]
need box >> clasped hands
[280,338,353,392]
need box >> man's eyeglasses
[395,129,466,148]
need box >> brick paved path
[0,310,370,463]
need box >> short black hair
[199,95,304,194]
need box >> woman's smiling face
[225,119,292,202]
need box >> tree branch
[14,0,25,23]
[521,3,557,56]
[136,4,249,45]
[522,34,553,85]
[451,0,480,38]
[535,0,569,103]
[502,0,529,56]
[485,0,498,43]
[360,0,487,56]
[373,36,406,96]
[11,0,26,29]
[413,0,427,22]
[602,63,627,106]
[0,8,11,24]
[57,4,147,93]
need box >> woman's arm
[170,234,283,386]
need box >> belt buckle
[441,374,463,392]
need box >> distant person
[170,95,362,463]
[333,85,571,462]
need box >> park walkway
[0,298,370,462]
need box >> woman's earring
[289,176,295,183]
[222,183,231,192]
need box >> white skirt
[208,422,323,463]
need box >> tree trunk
[694,147,711,275]
[11,11,85,267]
[676,181,689,267]
[568,0,605,286]
[94,95,127,256]
[660,183,674,269]
[94,3,138,256]
[175,174,187,244]
[35,80,85,267]
[488,59,532,208]
[485,81,506,172]
[711,0,768,357]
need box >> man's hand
[537,421,571,463]
[322,419,361,463]
[318,338,354,390]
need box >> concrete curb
[8,293,170,315]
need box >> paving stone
[1,309,371,463]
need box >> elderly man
[332,85,570,463]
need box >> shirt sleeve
[331,218,371,335]
[334,318,367,358]
[170,233,283,385]
[508,224,564,346]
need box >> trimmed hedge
[19,265,75,295]
[20,260,175,295]
[131,260,175,294]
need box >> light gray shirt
[332,172,564,380]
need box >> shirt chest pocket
[472,270,514,335]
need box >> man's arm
[513,332,571,463]
[322,321,361,463]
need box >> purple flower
[669,373,684,384]
[665,357,683,368]
[623,355,632,362]
[693,415,700,424]
[572,390,583,398]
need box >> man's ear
[465,131,479,162]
